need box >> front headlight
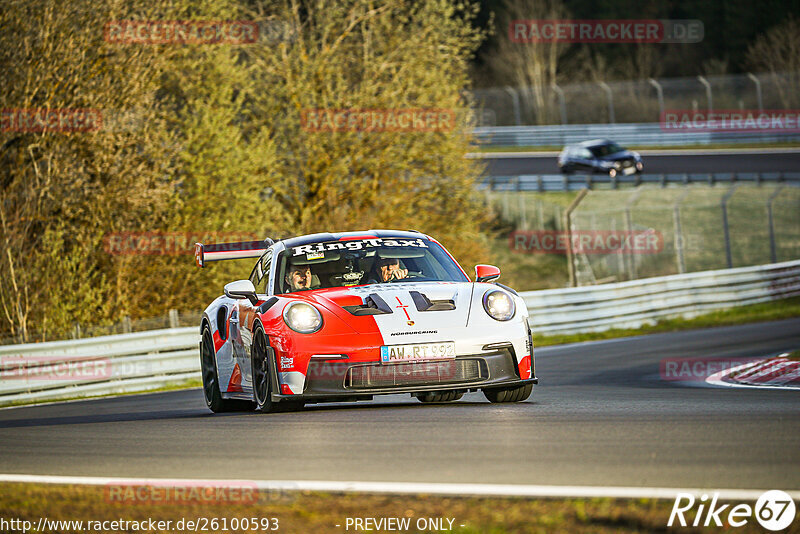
[483,290,515,321]
[283,302,323,333]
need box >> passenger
[367,257,408,284]
[284,264,317,292]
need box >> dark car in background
[558,139,643,177]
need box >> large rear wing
[195,239,273,268]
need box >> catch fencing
[472,72,799,127]
[482,171,800,192]
[0,260,798,406]
[472,122,800,147]
[496,184,800,285]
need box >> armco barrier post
[599,82,615,124]
[767,185,785,263]
[746,73,763,112]
[624,188,644,280]
[536,199,545,228]
[721,184,738,269]
[504,87,522,126]
[612,218,625,276]
[565,188,589,287]
[551,82,567,125]
[673,189,691,274]
[518,187,527,229]
[698,76,713,112]
[649,78,664,122]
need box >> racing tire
[200,326,255,413]
[482,383,533,403]
[251,325,286,414]
[417,390,465,403]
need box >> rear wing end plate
[195,239,271,268]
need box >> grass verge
[0,482,775,533]
[535,296,800,347]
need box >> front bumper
[269,347,537,403]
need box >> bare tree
[483,0,571,125]
[747,17,800,108]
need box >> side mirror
[475,264,501,283]
[224,280,258,305]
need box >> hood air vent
[343,293,393,316]
[409,291,455,312]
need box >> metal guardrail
[0,260,798,406]
[0,328,199,406]
[481,172,800,192]
[522,260,800,335]
[473,123,800,147]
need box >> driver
[369,257,408,283]
[284,264,317,292]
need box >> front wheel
[252,326,305,413]
[251,326,279,413]
[483,383,533,403]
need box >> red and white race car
[195,230,536,413]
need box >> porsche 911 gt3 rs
[195,230,536,413]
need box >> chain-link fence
[472,72,800,126]
[571,185,800,285]
[493,184,800,287]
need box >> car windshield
[275,237,468,294]
[589,142,625,157]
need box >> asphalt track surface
[0,319,798,491]
[482,150,800,176]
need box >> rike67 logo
[669,490,795,530]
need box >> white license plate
[623,166,636,175]
[380,342,456,363]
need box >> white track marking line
[0,474,797,501]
